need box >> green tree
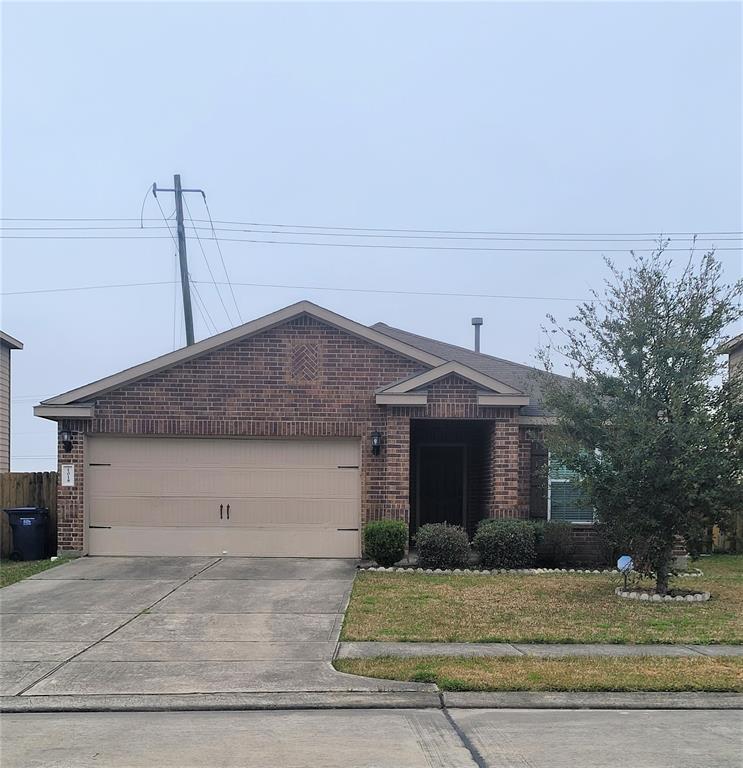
[538,247,742,594]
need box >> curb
[441,691,743,710]
[2,690,740,713]
[0,691,442,713]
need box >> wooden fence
[0,472,58,558]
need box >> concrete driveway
[0,557,422,697]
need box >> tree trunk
[655,544,674,595]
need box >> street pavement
[1,707,741,767]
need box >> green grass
[0,557,75,588]
[341,554,743,645]
[334,655,743,692]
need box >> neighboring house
[724,332,743,374]
[0,331,23,473]
[718,332,743,553]
[35,301,593,558]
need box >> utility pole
[153,174,204,346]
[172,174,194,346]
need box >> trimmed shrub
[534,521,574,567]
[473,519,537,569]
[416,523,470,570]
[363,520,407,567]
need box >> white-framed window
[547,456,594,523]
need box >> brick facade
[55,316,549,555]
[56,421,86,553]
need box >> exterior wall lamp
[60,430,73,453]
[371,431,382,456]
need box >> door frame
[415,442,468,532]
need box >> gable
[381,360,523,395]
[63,315,431,422]
[374,361,530,407]
[35,301,443,416]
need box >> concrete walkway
[0,556,430,697]
[337,642,743,658]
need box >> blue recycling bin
[5,507,49,561]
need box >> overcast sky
[2,1,741,471]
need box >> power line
[1,278,592,302]
[2,281,175,296]
[201,220,743,238]
[0,217,164,222]
[172,249,179,350]
[154,196,177,244]
[3,233,742,252]
[183,195,234,327]
[190,236,743,253]
[4,223,743,243]
[0,224,170,232]
[193,228,743,244]
[139,185,152,229]
[189,276,218,335]
[2,216,742,237]
[203,198,243,323]
[3,225,743,244]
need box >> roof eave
[34,403,95,421]
[0,331,23,350]
[379,360,524,395]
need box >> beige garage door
[86,436,361,557]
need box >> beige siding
[0,344,10,472]
[86,436,361,557]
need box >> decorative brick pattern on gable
[290,342,320,383]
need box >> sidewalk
[336,642,743,659]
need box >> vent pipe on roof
[471,317,483,352]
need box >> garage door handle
[226,504,230,520]
[220,504,223,520]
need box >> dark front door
[417,445,466,529]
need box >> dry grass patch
[334,655,743,692]
[342,555,742,644]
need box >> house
[724,333,743,374]
[1,331,23,473]
[718,332,743,553]
[34,301,595,558]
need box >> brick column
[487,410,523,519]
[56,420,85,555]
[384,412,410,524]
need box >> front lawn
[334,655,743,692]
[0,557,74,588]
[341,555,742,644]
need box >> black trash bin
[4,507,49,561]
